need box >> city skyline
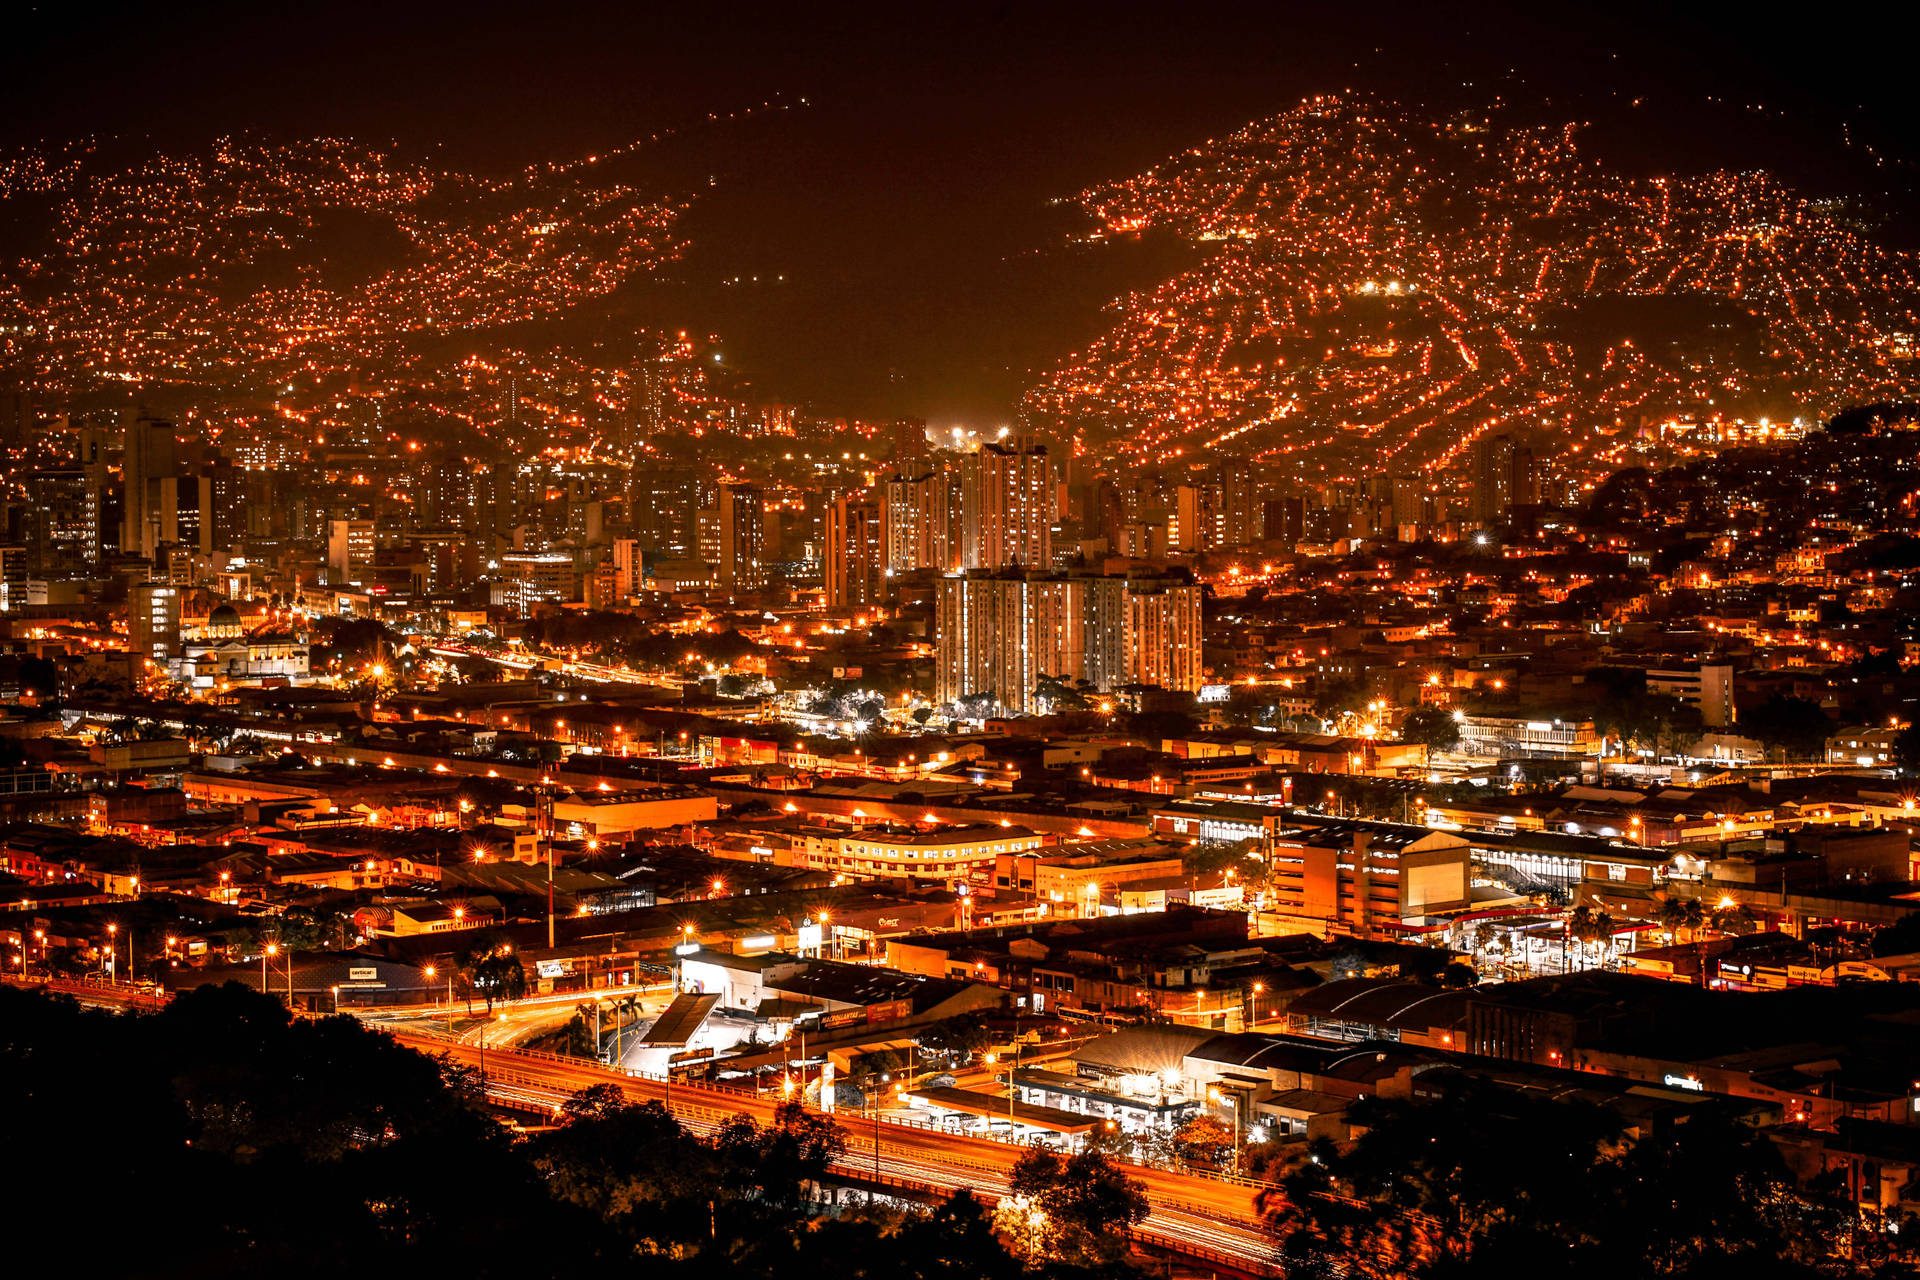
[5,9,1920,1280]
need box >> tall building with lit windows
[703,483,765,593]
[1123,574,1203,693]
[25,465,102,570]
[961,440,1051,569]
[499,550,577,617]
[935,568,1205,715]
[130,580,181,662]
[883,463,963,573]
[935,570,1124,716]
[824,495,884,609]
[327,519,376,580]
[1471,432,1538,526]
[121,414,179,559]
[1173,475,1257,552]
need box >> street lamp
[1207,1086,1244,1173]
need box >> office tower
[478,461,547,540]
[1120,520,1170,560]
[1264,495,1306,546]
[824,496,884,609]
[130,580,182,662]
[566,498,606,545]
[611,538,641,599]
[961,440,1052,569]
[883,464,962,573]
[404,529,475,593]
[1094,477,1128,550]
[1,387,30,452]
[1386,474,1424,530]
[499,550,577,617]
[121,415,179,559]
[195,453,244,553]
[934,570,1126,716]
[631,466,700,556]
[0,544,26,612]
[636,362,668,437]
[419,456,475,528]
[1222,470,1260,546]
[25,466,102,571]
[1117,473,1170,530]
[327,518,376,580]
[887,418,930,464]
[713,483,765,593]
[174,485,204,556]
[1173,473,1256,554]
[478,461,515,537]
[1175,483,1225,554]
[1122,574,1204,693]
[1471,432,1539,526]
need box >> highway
[390,1027,1278,1274]
[4,976,1278,1273]
[365,983,678,1054]
[428,641,683,691]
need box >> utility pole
[1009,1038,1018,1132]
[539,777,556,950]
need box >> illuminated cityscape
[3,7,1920,1279]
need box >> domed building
[206,603,244,639]
[173,601,311,690]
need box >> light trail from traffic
[393,1028,1279,1274]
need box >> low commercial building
[1454,713,1599,760]
[799,822,1042,881]
[1647,663,1735,729]
[994,838,1186,912]
[676,949,1001,1030]
[552,790,719,840]
[1151,798,1271,845]
[1264,818,1472,940]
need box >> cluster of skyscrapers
[814,436,1204,716]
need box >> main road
[391,1028,1277,1274]
[3,977,1276,1274]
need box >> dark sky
[5,2,1914,423]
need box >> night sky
[5,1,1913,423]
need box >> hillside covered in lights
[0,134,694,403]
[1021,95,1920,482]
